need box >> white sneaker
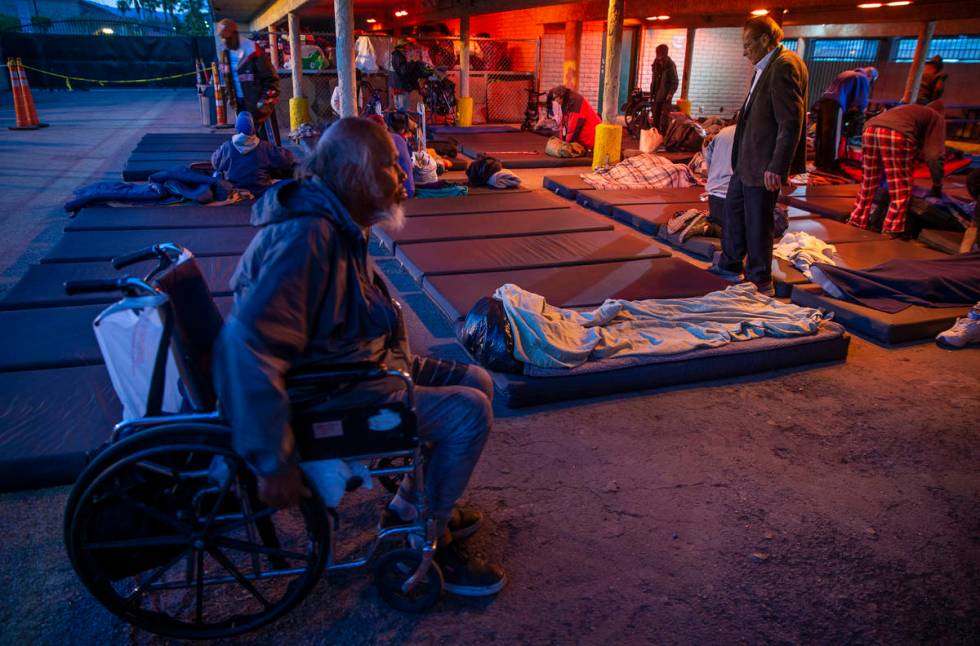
[936,310,980,349]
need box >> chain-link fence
[242,31,540,128]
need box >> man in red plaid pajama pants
[849,101,946,234]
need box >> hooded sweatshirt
[213,178,412,476]
[210,137,296,196]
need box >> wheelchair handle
[111,243,185,270]
[64,276,156,297]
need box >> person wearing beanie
[371,113,415,198]
[917,55,947,105]
[814,66,878,172]
[849,100,947,235]
[211,111,296,196]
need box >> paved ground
[0,90,978,645]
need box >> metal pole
[459,15,470,98]
[268,23,280,70]
[902,20,935,104]
[334,0,356,117]
[288,12,302,100]
[680,27,696,99]
[600,0,624,123]
[563,21,582,91]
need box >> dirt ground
[0,91,978,645]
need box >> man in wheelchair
[213,117,506,597]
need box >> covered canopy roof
[240,0,979,34]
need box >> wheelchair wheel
[375,548,442,613]
[64,424,330,640]
[625,101,655,139]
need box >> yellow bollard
[457,96,474,127]
[677,97,691,115]
[289,96,310,131]
[591,123,623,169]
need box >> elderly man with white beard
[214,117,505,597]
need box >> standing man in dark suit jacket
[714,15,807,296]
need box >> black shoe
[707,265,743,283]
[381,506,484,542]
[434,542,506,597]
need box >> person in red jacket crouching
[547,85,601,149]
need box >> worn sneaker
[666,208,703,235]
[936,310,980,349]
[380,506,484,542]
[753,281,776,297]
[707,264,743,283]
[435,541,506,597]
[679,214,710,242]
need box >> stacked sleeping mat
[123,132,228,181]
[386,189,850,407]
[565,184,951,298]
[779,183,860,220]
[454,132,692,169]
[0,194,250,492]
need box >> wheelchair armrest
[286,362,390,388]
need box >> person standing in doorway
[917,55,947,105]
[216,19,281,141]
[649,44,679,135]
[713,15,808,296]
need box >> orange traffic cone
[212,62,232,129]
[7,58,47,130]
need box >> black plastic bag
[457,297,523,374]
[466,155,503,186]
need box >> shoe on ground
[666,208,703,235]
[678,213,709,242]
[753,281,776,297]
[380,505,484,542]
[935,310,980,349]
[707,264,743,283]
[435,541,506,597]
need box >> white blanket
[494,283,828,370]
[773,231,839,279]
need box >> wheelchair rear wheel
[64,425,330,640]
[625,101,656,139]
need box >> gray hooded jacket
[213,178,411,476]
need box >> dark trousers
[814,98,843,171]
[651,99,671,134]
[719,174,778,285]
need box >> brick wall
[636,28,688,93]
[579,23,605,108]
[687,28,752,117]
[539,32,564,91]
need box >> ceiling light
[857,2,882,7]
[657,15,670,20]
[886,0,911,5]
[750,8,769,15]
[366,18,376,23]
[394,10,408,17]
[100,27,114,34]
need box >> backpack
[663,116,705,152]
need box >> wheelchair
[63,243,443,640]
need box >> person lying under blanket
[211,112,296,197]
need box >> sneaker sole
[443,574,507,597]
[935,338,976,350]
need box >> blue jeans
[395,357,494,525]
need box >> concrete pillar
[563,20,582,90]
[287,12,309,129]
[902,20,935,104]
[458,15,473,126]
[600,0,624,123]
[334,0,356,117]
[680,27,696,99]
[268,23,280,69]
[593,0,624,169]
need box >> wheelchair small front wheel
[375,548,443,613]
